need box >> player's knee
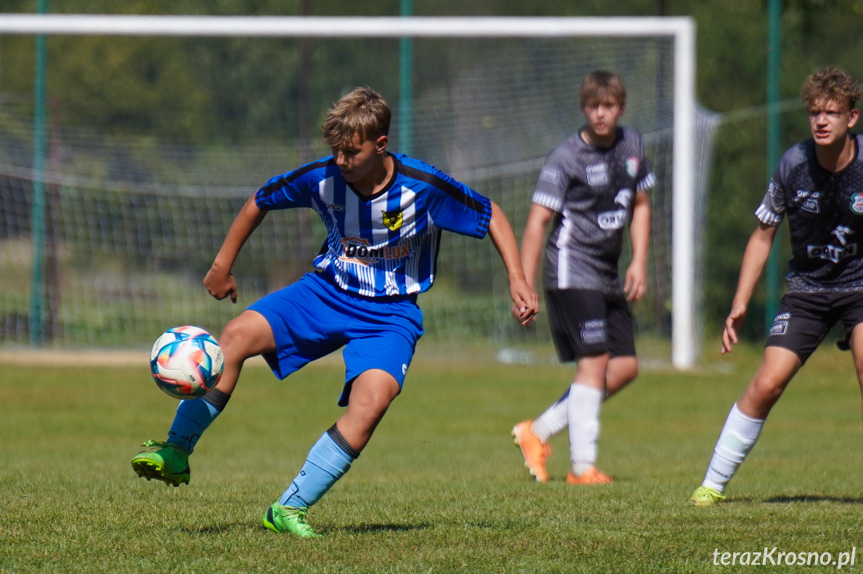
[218,317,260,361]
[747,373,787,407]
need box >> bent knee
[218,312,274,358]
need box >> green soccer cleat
[263,502,321,538]
[689,485,725,507]
[131,440,190,487]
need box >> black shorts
[765,291,863,362]
[545,288,636,362]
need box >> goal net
[0,15,710,367]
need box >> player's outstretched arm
[722,222,779,354]
[520,203,554,292]
[203,193,268,304]
[624,190,651,302]
[488,201,540,326]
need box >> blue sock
[166,396,221,453]
[279,429,356,509]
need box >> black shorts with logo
[766,291,863,362]
[545,288,636,362]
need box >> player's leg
[512,289,590,482]
[265,293,421,537]
[690,347,800,506]
[692,293,830,505]
[132,309,275,486]
[605,356,637,398]
[266,369,400,538]
[602,295,638,399]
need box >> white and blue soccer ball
[150,326,224,400]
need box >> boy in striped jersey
[691,68,863,506]
[511,70,654,485]
[132,87,539,537]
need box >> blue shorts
[248,272,424,406]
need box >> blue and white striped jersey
[255,153,492,298]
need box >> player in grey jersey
[691,67,863,506]
[512,70,655,485]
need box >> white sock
[702,402,764,494]
[567,383,604,475]
[530,387,570,443]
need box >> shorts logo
[402,364,408,375]
[852,193,863,215]
[769,320,788,336]
[580,319,606,345]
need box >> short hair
[579,70,627,108]
[801,67,862,111]
[322,86,391,149]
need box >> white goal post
[0,14,698,369]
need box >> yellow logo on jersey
[382,210,403,231]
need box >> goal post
[0,14,699,368]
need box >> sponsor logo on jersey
[586,163,609,185]
[767,180,779,197]
[597,189,632,230]
[326,202,345,212]
[625,157,640,178]
[539,166,563,185]
[807,242,858,263]
[851,192,863,215]
[340,237,411,266]
[795,189,820,213]
[382,209,403,231]
[581,319,607,345]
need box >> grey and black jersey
[756,134,863,293]
[533,126,655,293]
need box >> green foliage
[5,1,863,347]
[2,344,862,572]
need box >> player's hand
[203,265,238,304]
[510,279,539,326]
[721,303,747,354]
[623,264,647,302]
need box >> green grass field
[2,342,863,573]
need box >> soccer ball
[150,326,224,400]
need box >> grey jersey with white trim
[533,126,655,293]
[756,134,863,292]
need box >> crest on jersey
[382,209,403,231]
[625,157,640,178]
[852,192,863,215]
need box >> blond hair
[579,70,627,108]
[801,67,862,111]
[322,86,391,149]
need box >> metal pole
[765,0,781,332]
[29,0,49,346]
[399,0,413,156]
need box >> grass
[2,342,863,572]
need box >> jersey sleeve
[254,159,332,211]
[755,178,785,226]
[530,143,572,213]
[401,160,492,239]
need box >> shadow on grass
[183,522,431,535]
[334,522,431,534]
[765,495,863,504]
